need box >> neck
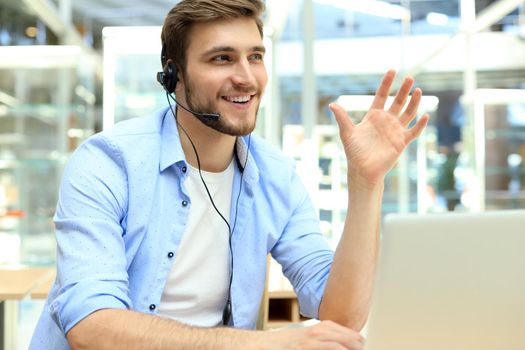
[176,108,236,173]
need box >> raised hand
[329,70,429,186]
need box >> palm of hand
[330,70,429,185]
[342,108,408,183]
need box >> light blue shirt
[30,107,334,349]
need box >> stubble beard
[183,79,260,137]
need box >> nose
[231,58,257,87]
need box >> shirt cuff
[49,279,131,334]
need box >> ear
[174,62,184,93]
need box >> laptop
[365,210,525,350]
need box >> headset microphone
[170,93,220,122]
[156,58,220,122]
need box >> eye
[250,53,264,62]
[212,54,231,63]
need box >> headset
[157,45,220,121]
[157,43,251,326]
[156,44,177,94]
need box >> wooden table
[0,268,54,300]
[0,267,55,350]
[30,271,55,299]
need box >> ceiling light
[22,0,65,36]
[426,12,449,26]
[25,26,38,38]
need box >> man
[30,0,428,349]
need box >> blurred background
[1,0,524,346]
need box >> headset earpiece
[161,59,178,94]
[157,44,179,94]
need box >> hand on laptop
[261,320,364,350]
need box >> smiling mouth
[222,94,254,104]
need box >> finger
[405,113,430,142]
[329,103,355,138]
[388,76,414,115]
[326,330,364,350]
[371,69,396,110]
[322,341,354,350]
[400,87,422,126]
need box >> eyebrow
[201,45,266,57]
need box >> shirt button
[182,200,188,207]
[182,166,187,173]
[149,304,156,311]
[167,252,174,258]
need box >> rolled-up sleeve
[49,133,131,334]
[270,170,334,319]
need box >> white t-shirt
[157,159,234,327]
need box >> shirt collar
[160,107,186,172]
[159,106,260,187]
[236,135,260,186]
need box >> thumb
[329,102,355,138]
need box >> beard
[182,77,261,137]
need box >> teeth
[225,95,251,103]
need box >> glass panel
[0,46,95,265]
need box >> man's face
[178,17,268,136]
